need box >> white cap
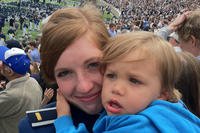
[169,32,179,42]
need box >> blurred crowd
[0,1,200,132]
[103,0,200,32]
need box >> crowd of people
[103,0,200,32]
[0,1,60,37]
[0,0,200,133]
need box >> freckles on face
[54,34,104,114]
[56,78,75,98]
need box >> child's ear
[158,90,170,100]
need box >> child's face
[102,51,164,115]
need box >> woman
[18,4,109,133]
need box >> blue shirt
[108,29,117,37]
[54,100,200,133]
[30,48,41,63]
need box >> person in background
[0,46,7,91]
[168,32,182,52]
[23,23,29,36]
[108,23,117,37]
[176,10,200,59]
[0,46,42,133]
[19,15,25,30]
[18,4,109,133]
[55,31,200,132]
[155,10,200,60]
[7,27,16,40]
[176,52,200,117]
[0,13,5,33]
[29,61,55,107]
[0,32,6,46]
[9,15,15,29]
[29,61,40,75]
[5,39,23,49]
[29,41,41,64]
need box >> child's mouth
[106,99,122,114]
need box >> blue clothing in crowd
[54,100,200,133]
[108,29,117,37]
[30,48,41,63]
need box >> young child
[54,31,200,132]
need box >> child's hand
[56,89,71,117]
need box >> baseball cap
[0,46,30,75]
[169,32,179,42]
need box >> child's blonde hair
[102,31,181,102]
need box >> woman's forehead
[54,35,102,69]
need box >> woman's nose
[76,73,93,93]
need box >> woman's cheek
[57,80,73,97]
[95,71,104,85]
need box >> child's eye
[105,73,115,79]
[88,62,101,70]
[129,78,141,85]
[56,70,72,78]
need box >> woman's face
[54,34,103,114]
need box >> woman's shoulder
[18,102,56,133]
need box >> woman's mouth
[106,99,122,114]
[76,91,101,103]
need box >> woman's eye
[129,78,141,85]
[88,62,101,70]
[56,70,72,78]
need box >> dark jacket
[18,102,99,133]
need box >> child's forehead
[112,50,156,63]
[121,47,155,61]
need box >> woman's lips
[75,91,101,102]
[106,99,122,114]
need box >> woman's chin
[82,102,103,115]
[70,96,103,114]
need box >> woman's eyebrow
[84,57,101,64]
